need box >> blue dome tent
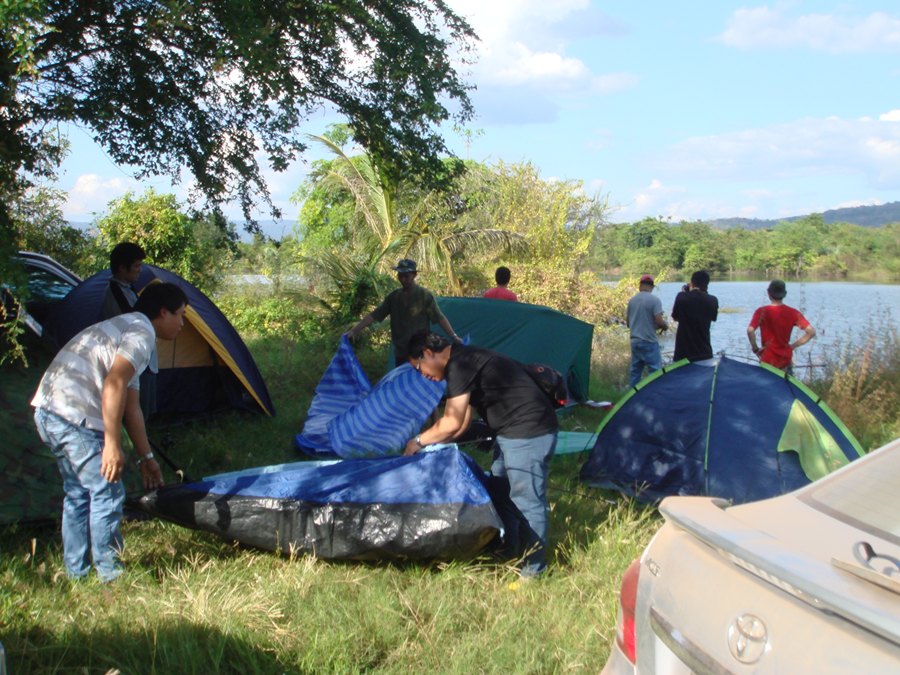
[580,357,863,504]
[43,264,274,417]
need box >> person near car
[626,274,668,387]
[346,258,462,367]
[671,270,719,362]
[483,266,518,301]
[747,279,816,374]
[102,242,145,319]
[32,282,187,582]
[102,242,158,419]
[404,331,558,577]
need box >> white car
[603,437,900,674]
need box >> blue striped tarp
[296,336,446,458]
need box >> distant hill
[705,201,900,230]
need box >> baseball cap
[639,274,654,286]
[767,279,787,299]
[392,259,417,273]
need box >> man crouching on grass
[32,282,188,582]
[403,331,558,578]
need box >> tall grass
[4,288,896,673]
[1,450,656,673]
[1,312,660,673]
[808,323,900,450]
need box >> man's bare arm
[100,355,135,483]
[404,392,471,455]
[791,324,816,351]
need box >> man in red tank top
[747,280,816,374]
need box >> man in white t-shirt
[32,282,187,582]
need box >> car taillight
[615,558,641,664]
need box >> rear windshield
[801,441,900,547]
[28,269,76,301]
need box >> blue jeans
[33,408,125,582]
[630,339,662,387]
[491,432,557,577]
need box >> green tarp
[436,297,594,401]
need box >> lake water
[649,281,900,373]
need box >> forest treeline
[588,215,900,281]
[7,148,900,342]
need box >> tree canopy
[95,189,238,293]
[1,0,477,226]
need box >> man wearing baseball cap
[626,274,668,387]
[747,279,816,374]
[347,258,462,366]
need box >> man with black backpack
[403,331,558,578]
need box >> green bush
[214,288,326,340]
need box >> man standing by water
[346,259,462,367]
[747,279,816,374]
[626,275,668,386]
[672,270,719,362]
[404,332,558,578]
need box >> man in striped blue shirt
[32,282,187,582]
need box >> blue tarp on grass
[295,336,445,458]
[138,447,502,560]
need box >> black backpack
[523,363,569,408]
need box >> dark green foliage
[9,185,98,276]
[3,0,476,224]
[590,216,900,280]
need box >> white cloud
[718,7,900,53]
[448,0,632,95]
[64,174,140,220]
[656,115,900,189]
[833,198,884,209]
[880,109,900,121]
[491,45,592,88]
[610,179,683,220]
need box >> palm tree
[306,133,524,294]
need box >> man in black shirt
[404,332,558,577]
[671,270,719,362]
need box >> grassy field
[3,321,896,674]
[1,331,658,674]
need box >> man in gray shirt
[626,275,668,387]
[32,283,187,582]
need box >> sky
[53,1,900,235]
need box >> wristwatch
[415,435,424,448]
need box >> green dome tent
[580,357,864,504]
[435,297,594,401]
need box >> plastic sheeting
[138,447,502,560]
[295,336,445,458]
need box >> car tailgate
[634,498,900,673]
